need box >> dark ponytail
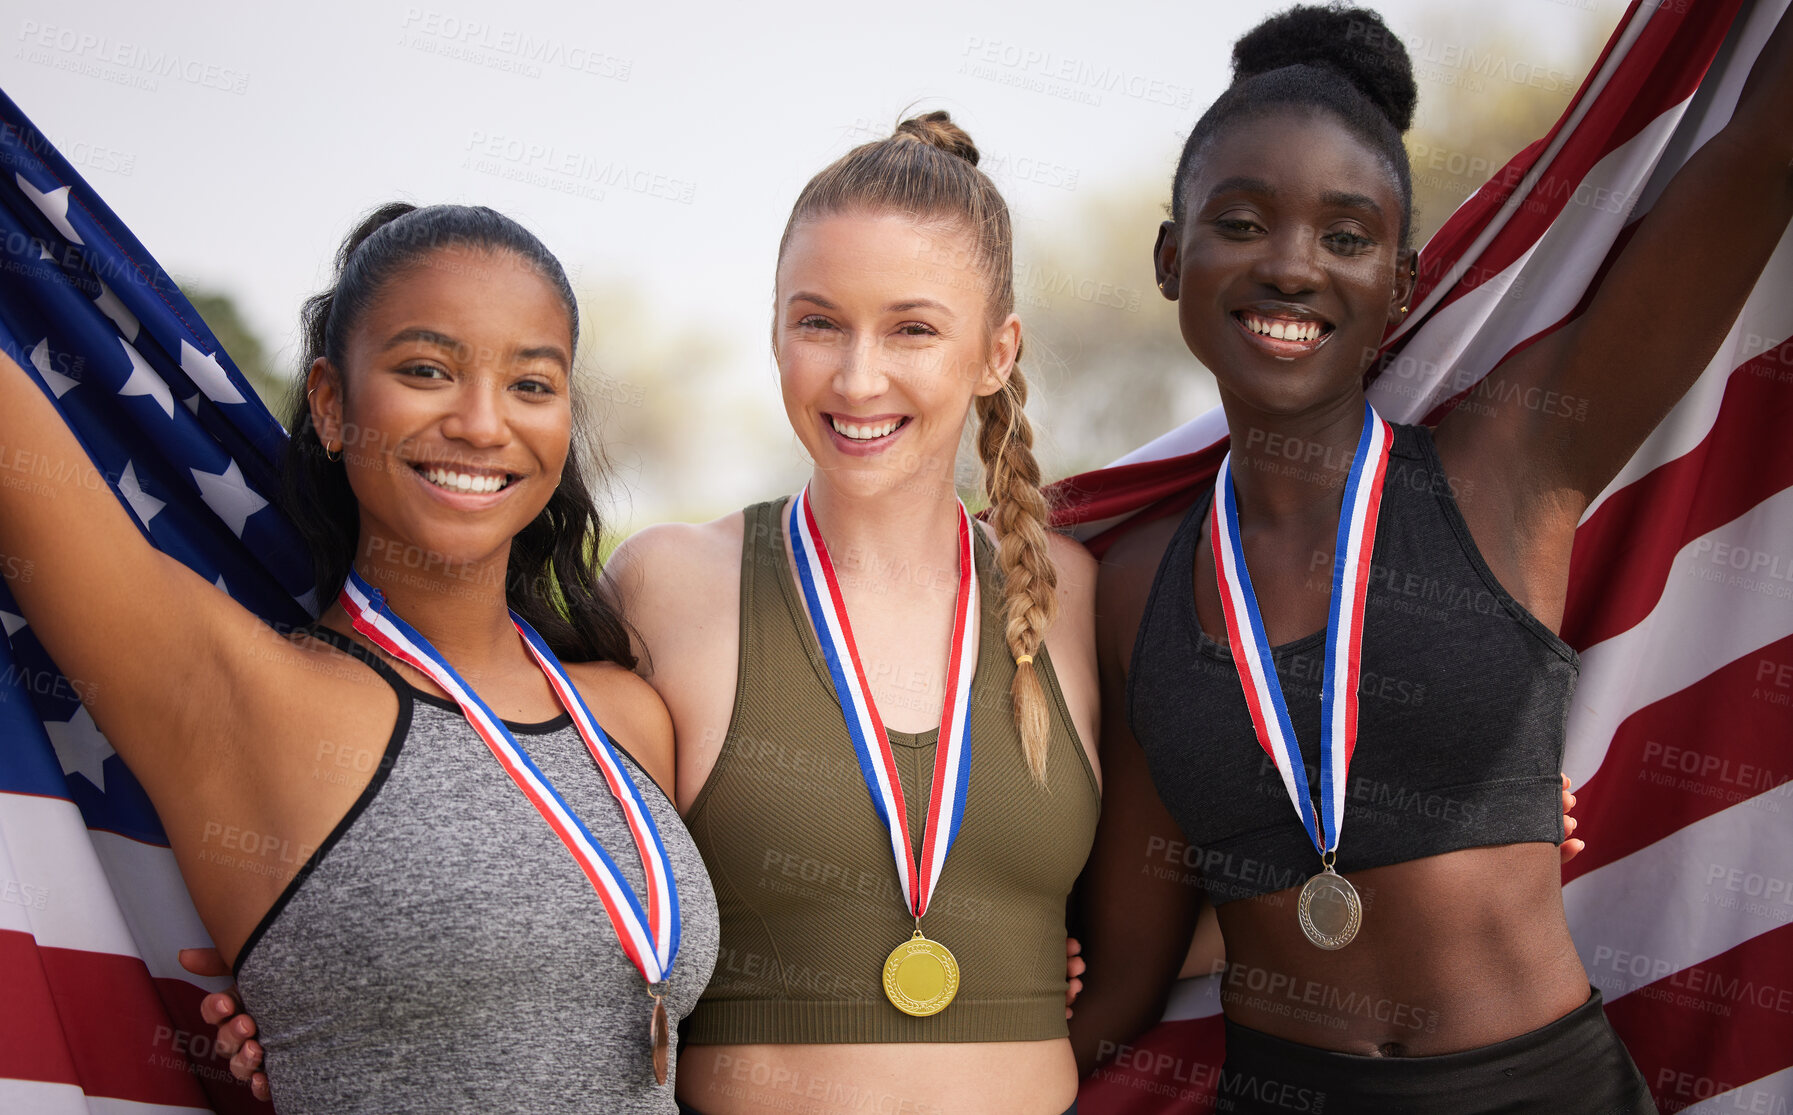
[281,202,635,666]
[1171,4,1418,246]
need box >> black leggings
[1216,987,1656,1114]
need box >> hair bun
[335,201,419,272]
[1232,5,1417,132]
[895,110,981,167]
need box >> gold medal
[882,930,960,1017]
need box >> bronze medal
[649,993,670,1085]
[882,930,961,1017]
[1298,866,1362,950]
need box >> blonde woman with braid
[191,112,1097,1113]
[614,112,1101,1115]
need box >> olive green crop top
[682,498,1100,1044]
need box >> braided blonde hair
[778,110,1059,784]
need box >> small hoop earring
[325,442,343,462]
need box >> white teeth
[1244,315,1323,343]
[830,417,902,441]
[421,466,508,494]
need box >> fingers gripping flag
[1063,2,1793,1111]
[0,90,312,1113]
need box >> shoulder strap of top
[1397,423,1579,666]
[1125,490,1212,728]
[232,622,415,979]
[298,623,411,698]
[738,497,790,629]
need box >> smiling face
[775,211,1017,500]
[308,246,575,574]
[1157,106,1413,419]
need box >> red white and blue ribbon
[787,487,977,918]
[339,569,680,984]
[1211,402,1393,857]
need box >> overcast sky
[7,0,1620,517]
[8,0,1623,346]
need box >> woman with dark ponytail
[603,111,1103,1114]
[1075,4,1792,1111]
[198,119,1099,1113]
[281,203,635,662]
[0,202,719,1112]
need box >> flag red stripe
[0,931,211,1106]
[1561,631,1793,885]
[1411,1,1739,321]
[1562,340,1793,651]
[0,929,81,1088]
[1051,443,1227,559]
[1605,923,1793,1113]
[148,977,278,1115]
[1413,219,1645,429]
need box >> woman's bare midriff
[1215,842,1590,1056]
[676,1038,1077,1115]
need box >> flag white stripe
[0,791,140,959]
[1104,405,1227,470]
[1377,107,1686,425]
[1565,782,1793,1004]
[1385,1,1655,341]
[1681,1065,1793,1114]
[1564,485,1793,791]
[1583,230,1793,522]
[0,1079,211,1115]
[1163,971,1224,1023]
[90,829,230,988]
[1625,0,1791,222]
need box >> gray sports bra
[233,627,718,1113]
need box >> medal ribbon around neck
[340,569,680,985]
[787,486,977,919]
[1211,402,1392,858]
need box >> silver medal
[1297,866,1362,950]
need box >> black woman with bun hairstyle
[1073,4,1792,1112]
[0,203,719,1112]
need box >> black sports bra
[1127,423,1575,904]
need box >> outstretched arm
[0,348,292,801]
[1441,5,1793,512]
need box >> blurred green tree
[182,286,295,418]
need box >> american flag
[0,86,304,1111]
[0,0,1786,1111]
[1066,1,1793,1112]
